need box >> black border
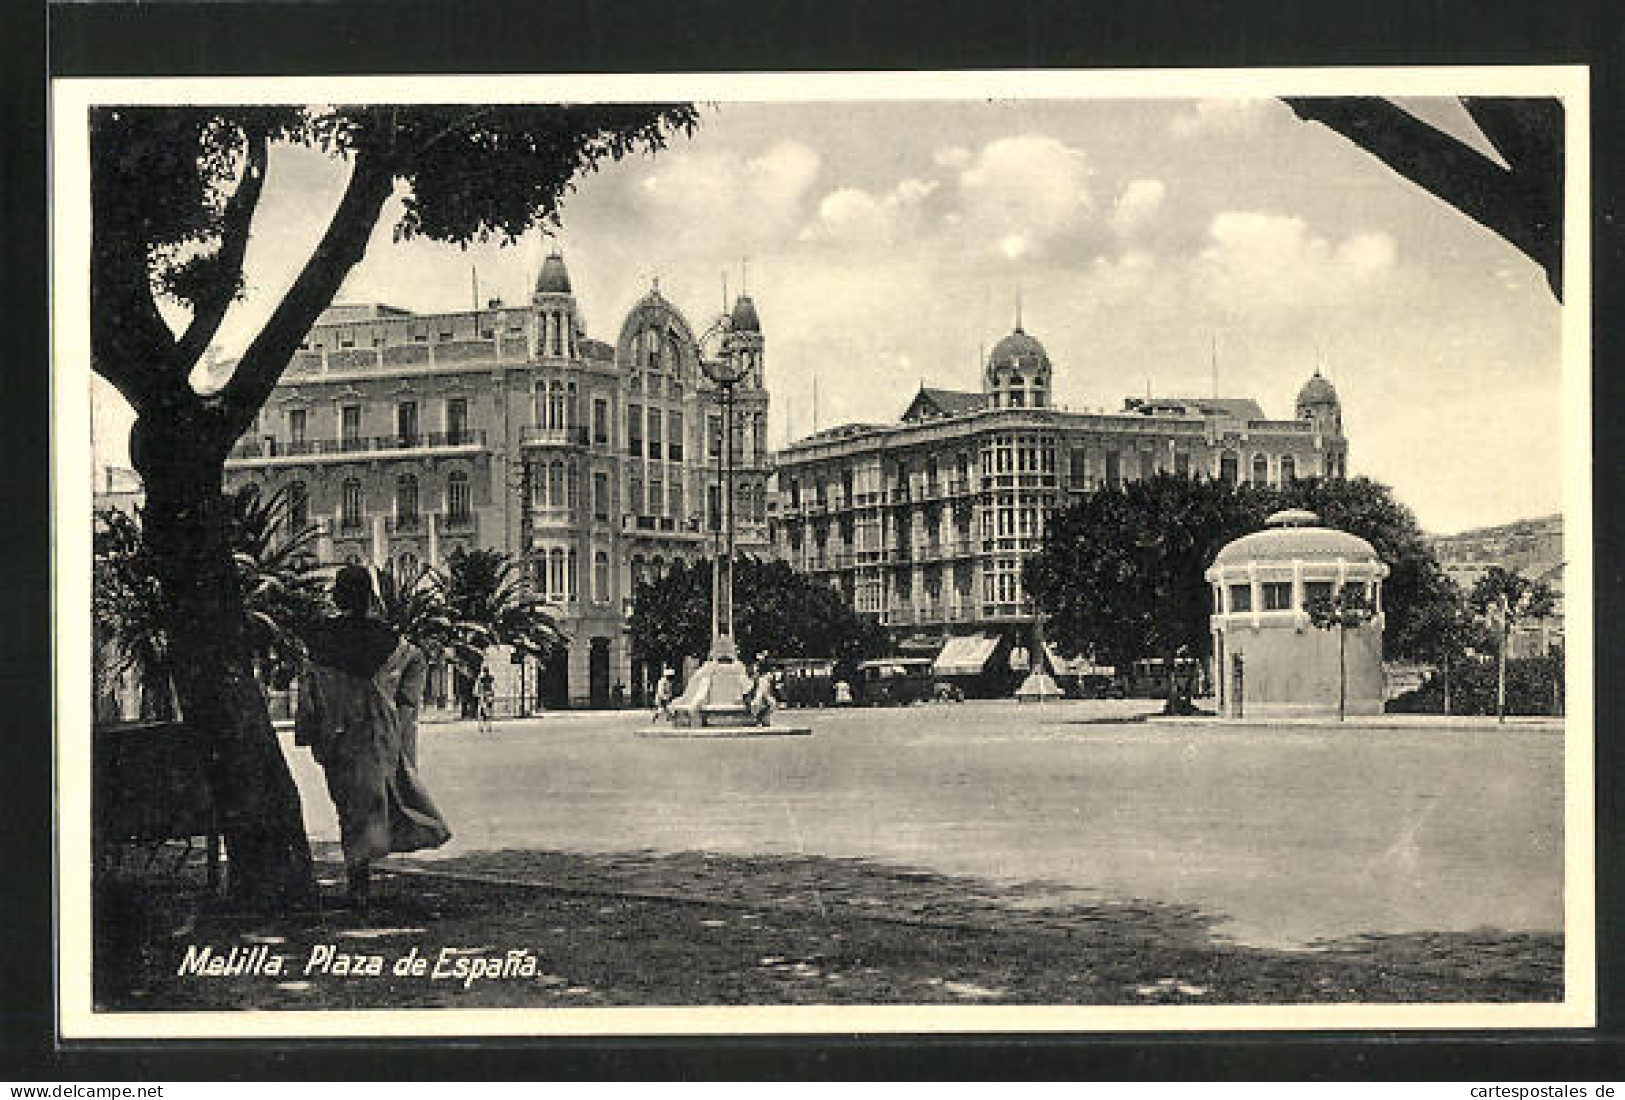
[18,0,1625,1080]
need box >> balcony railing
[229,429,488,462]
[521,425,589,448]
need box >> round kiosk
[1205,509,1389,719]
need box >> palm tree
[94,507,177,720]
[226,483,332,683]
[372,559,458,663]
[443,548,564,676]
[93,483,330,719]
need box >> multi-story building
[223,252,773,708]
[769,321,1349,689]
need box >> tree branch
[173,124,270,373]
[90,124,192,417]
[1281,96,1562,299]
[210,148,397,445]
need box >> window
[341,479,363,530]
[708,484,722,531]
[1280,455,1296,483]
[448,471,471,521]
[1140,451,1155,481]
[1104,450,1121,488]
[547,459,565,508]
[1174,451,1190,478]
[567,382,578,429]
[1069,448,1087,484]
[396,474,418,522]
[628,468,644,515]
[1252,454,1270,485]
[708,414,722,458]
[1228,584,1252,613]
[548,548,565,599]
[593,472,609,520]
[648,408,662,460]
[1220,452,1239,486]
[670,478,685,523]
[446,397,468,442]
[627,404,643,456]
[567,549,578,600]
[1263,581,1294,611]
[287,481,308,532]
[594,551,610,602]
[398,401,419,445]
[1305,581,1334,606]
[649,471,664,517]
[548,381,565,430]
[341,405,362,448]
[288,409,306,448]
[567,459,580,511]
[668,412,684,461]
[593,398,609,445]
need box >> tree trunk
[1337,626,1347,721]
[135,428,316,912]
[1497,623,1509,723]
[1442,656,1452,716]
[1163,646,1179,715]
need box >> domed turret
[984,325,1052,409]
[535,250,573,296]
[729,293,761,333]
[1296,370,1341,434]
[531,249,580,360]
[723,294,765,387]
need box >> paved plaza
[282,700,1564,951]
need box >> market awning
[1044,643,1113,678]
[933,634,999,677]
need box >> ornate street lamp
[667,310,755,727]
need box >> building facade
[769,323,1350,686]
[223,254,773,707]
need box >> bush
[1386,653,1564,716]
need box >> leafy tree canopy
[1027,474,1458,670]
[629,557,889,672]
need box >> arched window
[594,551,610,602]
[548,380,566,429]
[1252,454,1269,485]
[447,471,471,521]
[567,548,578,601]
[1280,455,1296,484]
[1220,452,1239,486]
[398,552,419,580]
[341,478,363,530]
[396,473,418,522]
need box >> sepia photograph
[51,68,1591,1038]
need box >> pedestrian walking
[295,565,452,909]
[475,669,496,733]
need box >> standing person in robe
[296,565,452,908]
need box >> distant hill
[1428,514,1563,594]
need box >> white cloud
[1196,212,1397,309]
[954,134,1094,260]
[933,145,972,169]
[1169,98,1273,138]
[1110,178,1166,236]
[633,139,820,248]
[800,177,940,245]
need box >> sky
[90,96,1566,535]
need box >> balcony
[228,429,489,464]
[520,425,589,448]
[442,510,477,534]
